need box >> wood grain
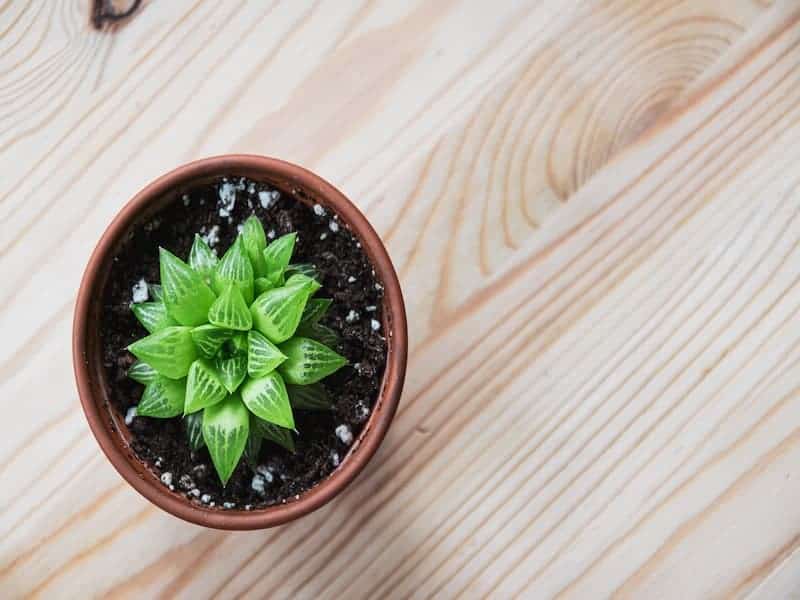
[2,0,799,598]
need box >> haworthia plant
[126,215,346,485]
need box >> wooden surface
[2,0,800,598]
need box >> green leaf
[285,263,318,281]
[185,359,228,414]
[208,283,253,331]
[128,326,198,379]
[160,248,217,326]
[128,361,158,385]
[131,301,176,333]
[137,377,186,418]
[254,276,277,296]
[191,324,233,359]
[262,232,296,285]
[202,395,249,485]
[231,332,248,353]
[149,284,164,302]
[300,298,332,326]
[296,322,339,348]
[287,382,333,411]
[278,337,347,385]
[250,283,312,343]
[242,216,268,277]
[240,371,294,429]
[285,273,321,296]
[247,330,287,377]
[185,412,205,450]
[253,417,295,452]
[188,234,218,281]
[214,354,248,393]
[214,236,254,304]
[243,425,262,470]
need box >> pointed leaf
[296,322,339,348]
[137,377,186,418]
[208,283,253,331]
[131,301,176,333]
[300,298,332,326]
[128,361,158,385]
[262,232,296,284]
[149,284,164,302]
[185,412,205,450]
[253,417,295,452]
[285,273,321,296]
[214,354,248,393]
[185,359,228,414]
[191,324,233,359]
[128,326,197,379]
[160,248,217,326]
[242,216,268,277]
[240,371,293,429]
[254,276,278,296]
[202,395,249,485]
[189,234,218,281]
[250,284,311,343]
[214,236,254,304]
[244,424,263,470]
[278,337,347,385]
[231,332,248,353]
[247,330,287,377]
[287,382,333,411]
[285,263,318,281]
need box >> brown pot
[73,155,407,530]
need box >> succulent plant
[126,216,347,484]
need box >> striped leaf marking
[185,359,228,414]
[190,324,233,359]
[243,426,262,469]
[214,236,254,304]
[253,416,295,452]
[284,263,318,281]
[242,216,268,278]
[278,337,347,385]
[159,248,217,326]
[250,283,311,344]
[137,376,186,418]
[148,284,164,302]
[184,412,205,451]
[214,353,248,393]
[286,382,333,411]
[296,322,339,348]
[300,298,332,326]
[188,234,219,283]
[202,395,249,485]
[247,330,287,377]
[127,361,158,385]
[127,326,197,379]
[240,371,293,429]
[131,301,176,333]
[208,283,253,331]
[262,232,296,286]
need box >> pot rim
[72,155,407,529]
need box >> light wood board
[2,0,800,598]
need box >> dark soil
[101,176,387,509]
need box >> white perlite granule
[201,493,211,504]
[255,465,274,483]
[189,488,201,498]
[354,400,370,423]
[124,406,137,425]
[313,203,325,216]
[320,233,327,240]
[218,182,237,217]
[223,502,235,509]
[258,190,272,208]
[251,474,267,495]
[237,223,244,234]
[335,424,353,445]
[347,276,356,283]
[328,220,339,232]
[330,451,340,467]
[182,194,190,206]
[371,319,381,331]
[201,225,220,247]
[345,309,359,323]
[131,279,148,303]
[160,472,173,486]
[267,229,276,239]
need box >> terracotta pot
[73,155,407,530]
